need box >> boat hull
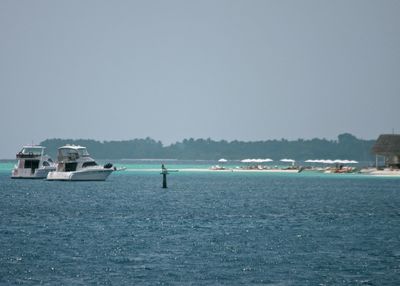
[11,167,56,179]
[47,168,113,181]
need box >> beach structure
[372,134,400,169]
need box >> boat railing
[16,152,41,159]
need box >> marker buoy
[161,164,168,188]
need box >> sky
[1,0,399,158]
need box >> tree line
[40,133,376,161]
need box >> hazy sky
[1,0,399,158]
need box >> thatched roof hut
[372,134,400,156]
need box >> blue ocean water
[1,170,400,285]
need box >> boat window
[43,161,50,167]
[65,162,77,172]
[24,160,40,169]
[82,161,97,168]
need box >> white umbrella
[241,159,252,163]
[308,159,324,163]
[332,159,359,164]
[280,158,295,163]
[218,158,228,163]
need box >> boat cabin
[57,145,90,161]
[16,146,46,174]
[56,145,97,172]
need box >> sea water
[1,162,400,285]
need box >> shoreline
[122,167,400,177]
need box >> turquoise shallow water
[1,162,400,285]
[0,160,229,172]
[0,159,370,175]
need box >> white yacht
[11,146,56,179]
[46,145,114,181]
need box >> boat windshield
[58,147,90,160]
[77,148,90,157]
[21,147,43,155]
[58,148,78,161]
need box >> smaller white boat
[11,146,56,179]
[47,145,114,181]
[262,168,302,173]
[210,165,227,170]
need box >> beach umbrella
[308,159,318,163]
[280,158,295,163]
[241,158,273,164]
[348,160,359,164]
[218,158,228,163]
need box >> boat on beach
[261,167,303,173]
[11,146,56,179]
[323,166,357,174]
[46,145,114,181]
